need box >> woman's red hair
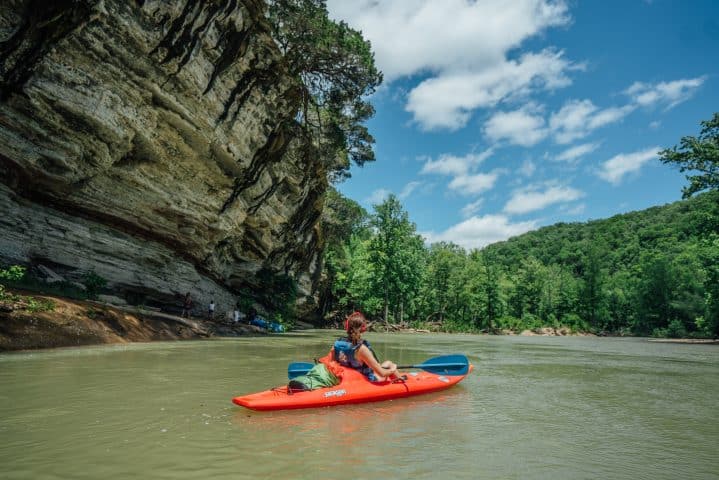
[344,311,367,345]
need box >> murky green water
[1,331,717,479]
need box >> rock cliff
[0,0,326,315]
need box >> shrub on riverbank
[1,266,55,314]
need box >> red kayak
[232,354,473,411]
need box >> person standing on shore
[208,299,215,320]
[181,292,193,318]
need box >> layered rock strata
[0,0,326,313]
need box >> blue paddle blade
[412,354,470,376]
[288,362,315,379]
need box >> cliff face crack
[218,59,277,124]
[218,70,257,123]
[248,177,283,215]
[203,22,250,95]
[150,0,229,74]
[220,120,293,214]
[271,186,324,272]
[0,0,93,99]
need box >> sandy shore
[0,289,266,351]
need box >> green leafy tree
[267,0,383,179]
[0,265,26,282]
[604,272,635,332]
[0,265,26,299]
[660,112,719,198]
[396,234,426,322]
[424,242,465,323]
[338,235,383,315]
[509,257,544,320]
[695,235,719,337]
[579,245,606,329]
[318,188,370,317]
[482,261,504,330]
[634,255,677,335]
[256,269,298,321]
[368,194,424,322]
[672,250,708,332]
[466,252,504,331]
[540,263,574,324]
[82,270,107,299]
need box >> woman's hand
[381,361,398,377]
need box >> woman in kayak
[330,311,399,382]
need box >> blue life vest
[333,338,377,381]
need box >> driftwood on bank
[366,320,433,334]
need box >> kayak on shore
[249,316,284,332]
[232,354,473,411]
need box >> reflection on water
[1,332,718,480]
[227,388,476,479]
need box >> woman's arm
[357,344,396,379]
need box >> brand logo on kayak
[438,376,449,383]
[324,389,347,398]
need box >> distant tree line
[318,114,719,338]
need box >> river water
[1,331,717,479]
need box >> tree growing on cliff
[660,112,719,198]
[267,0,383,179]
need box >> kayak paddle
[287,354,470,379]
[397,355,469,375]
[395,354,470,376]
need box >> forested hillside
[482,190,719,336]
[319,189,719,338]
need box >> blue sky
[325,0,718,249]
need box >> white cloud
[448,172,500,195]
[420,150,493,176]
[327,1,577,131]
[541,76,704,145]
[484,105,548,146]
[365,188,391,205]
[519,159,537,177]
[408,50,578,130]
[555,142,599,162]
[398,181,423,199]
[504,185,584,214]
[419,150,500,196]
[461,199,484,218]
[625,77,706,109]
[422,214,538,250]
[327,0,570,81]
[597,147,660,185]
[549,100,635,144]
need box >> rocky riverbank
[0,289,270,351]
